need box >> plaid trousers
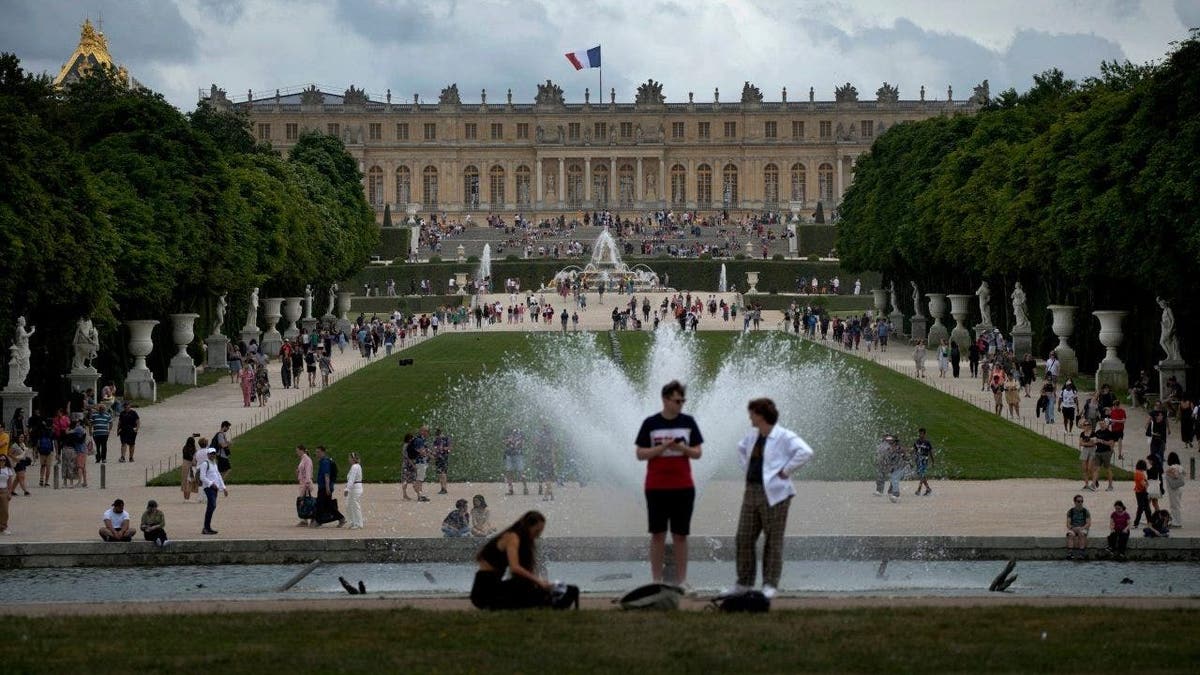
[735,483,792,587]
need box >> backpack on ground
[615,583,683,610]
[712,591,770,613]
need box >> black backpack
[712,591,770,613]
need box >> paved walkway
[3,305,1195,545]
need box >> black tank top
[477,532,532,572]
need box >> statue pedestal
[1011,325,1033,358]
[1157,360,1188,399]
[124,319,159,402]
[0,387,36,426]
[1093,310,1128,391]
[301,318,319,335]
[124,369,156,402]
[66,367,100,396]
[167,313,199,386]
[169,355,197,386]
[973,323,994,342]
[261,299,284,357]
[910,316,927,345]
[205,335,230,370]
[240,328,262,350]
[947,294,972,351]
[888,310,906,337]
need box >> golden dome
[54,19,127,87]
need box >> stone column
[168,313,199,385]
[282,297,302,340]
[558,158,565,208]
[260,298,284,356]
[536,160,543,205]
[636,157,644,205]
[124,320,159,402]
[584,157,592,204]
[926,294,949,345]
[1093,310,1129,390]
[947,294,972,350]
[659,157,666,207]
[834,155,843,206]
[1046,305,1079,377]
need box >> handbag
[296,495,316,519]
[712,591,771,613]
[1166,472,1185,491]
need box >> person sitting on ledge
[1144,509,1172,538]
[471,510,552,610]
[99,499,135,542]
[470,494,497,537]
[139,499,169,548]
[442,499,471,537]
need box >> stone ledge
[1,535,1196,568]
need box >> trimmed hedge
[349,295,465,315]
[377,227,411,259]
[348,260,879,294]
[743,294,875,313]
[797,225,838,256]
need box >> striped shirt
[90,411,113,436]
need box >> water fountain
[478,244,492,284]
[718,264,728,293]
[549,229,662,291]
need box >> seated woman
[442,499,471,538]
[1106,500,1131,559]
[471,510,552,610]
[470,494,496,537]
[1144,509,1172,538]
[139,499,169,547]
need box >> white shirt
[736,424,815,506]
[198,455,226,490]
[344,464,363,494]
[102,508,131,531]
[1061,389,1079,408]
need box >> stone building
[205,78,984,223]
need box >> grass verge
[2,607,1197,674]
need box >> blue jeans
[889,467,906,496]
[203,486,218,530]
[442,525,470,538]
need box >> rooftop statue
[876,82,899,103]
[438,83,460,105]
[300,85,324,106]
[635,79,665,105]
[740,81,763,104]
[343,85,369,106]
[535,80,565,106]
[969,80,990,105]
[835,82,859,103]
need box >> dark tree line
[837,33,1200,380]
[0,54,377,404]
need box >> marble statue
[7,316,35,388]
[647,171,657,199]
[889,281,900,314]
[976,281,991,326]
[246,287,259,329]
[213,293,227,336]
[1011,283,1029,328]
[71,318,100,370]
[910,281,923,317]
[304,284,314,319]
[546,173,556,197]
[326,283,338,317]
[1158,296,1182,362]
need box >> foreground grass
[156,331,1095,484]
[3,607,1197,674]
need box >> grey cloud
[195,0,247,24]
[1001,29,1126,88]
[330,0,440,44]
[0,0,197,63]
[1176,0,1200,28]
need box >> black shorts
[1061,407,1076,422]
[216,456,231,473]
[645,487,695,536]
[1113,430,1125,440]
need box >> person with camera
[635,380,704,590]
[728,398,813,600]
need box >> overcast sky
[3,0,1198,111]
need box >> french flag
[565,45,601,70]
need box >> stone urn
[871,289,887,317]
[124,320,159,402]
[1093,310,1129,390]
[336,291,354,335]
[260,297,284,356]
[925,293,949,345]
[455,272,469,295]
[746,271,760,294]
[282,297,303,341]
[168,313,199,385]
[1046,304,1079,377]
[947,294,972,350]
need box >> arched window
[722,163,739,207]
[567,163,584,208]
[516,165,531,207]
[818,162,834,204]
[395,166,411,210]
[763,163,778,207]
[696,164,712,208]
[422,165,438,209]
[790,163,806,203]
[463,165,480,211]
[618,163,635,208]
[367,166,384,206]
[593,164,610,207]
[489,165,505,207]
[670,164,687,207]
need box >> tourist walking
[1132,459,1151,528]
[432,429,451,495]
[1164,452,1185,527]
[89,404,112,464]
[116,402,139,463]
[937,340,949,377]
[0,455,13,534]
[1093,419,1117,491]
[950,341,961,378]
[313,445,346,527]
[503,427,527,496]
[728,398,813,599]
[198,446,228,535]
[1059,380,1079,433]
[1078,421,1097,492]
[913,428,934,496]
[238,362,255,407]
[343,452,363,529]
[1004,377,1021,418]
[912,341,926,378]
[181,435,199,501]
[296,445,313,526]
[636,380,704,588]
[873,434,907,503]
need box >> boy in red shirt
[1108,400,1127,460]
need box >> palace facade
[206,78,986,222]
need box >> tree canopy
[837,33,1200,374]
[0,55,377,400]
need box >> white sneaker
[873,490,884,497]
[161,539,171,547]
[719,584,752,598]
[889,494,899,503]
[762,585,778,600]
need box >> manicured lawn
[152,331,1094,485]
[3,607,1197,674]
